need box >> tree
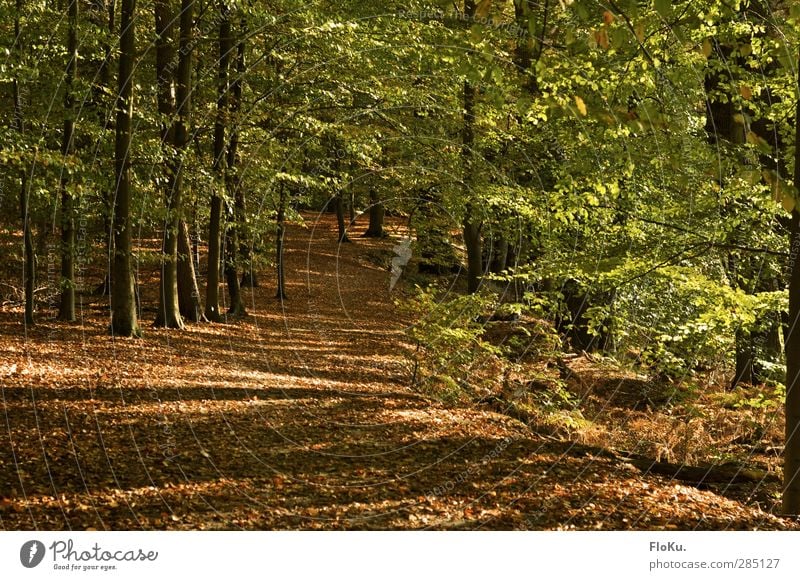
[205,1,232,323]
[110,0,141,337]
[57,0,79,322]
[462,0,482,295]
[153,0,184,329]
[174,0,202,322]
[275,184,288,300]
[89,0,117,298]
[13,0,35,326]
[223,15,246,316]
[362,187,385,238]
[783,46,800,516]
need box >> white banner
[1,531,797,579]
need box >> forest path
[0,214,795,530]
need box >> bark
[363,188,385,238]
[463,204,482,293]
[90,0,115,298]
[14,0,34,326]
[783,48,800,515]
[177,220,203,321]
[513,1,532,79]
[153,0,184,329]
[331,144,350,244]
[224,16,246,316]
[223,201,245,315]
[240,262,259,287]
[704,39,757,388]
[514,0,548,94]
[461,13,482,294]
[732,328,756,387]
[58,0,78,322]
[348,185,356,225]
[489,237,509,274]
[460,1,481,295]
[173,0,201,321]
[110,0,141,337]
[334,192,350,244]
[205,194,224,322]
[20,179,35,326]
[275,185,287,300]
[205,3,232,322]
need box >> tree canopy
[3,0,800,526]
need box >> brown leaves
[0,215,793,531]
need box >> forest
[2,0,800,531]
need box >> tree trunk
[14,0,34,326]
[20,178,35,327]
[153,0,184,329]
[205,3,232,323]
[58,0,78,322]
[461,17,482,294]
[172,0,200,322]
[223,223,245,315]
[783,48,800,515]
[110,0,141,337]
[334,192,350,243]
[224,16,246,316]
[177,219,203,321]
[490,237,509,274]
[224,201,245,315]
[348,184,356,225]
[363,188,385,237]
[732,328,755,387]
[461,1,481,295]
[91,0,116,298]
[276,184,287,300]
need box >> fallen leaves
[0,215,795,531]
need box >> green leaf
[654,0,671,18]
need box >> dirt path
[0,214,795,529]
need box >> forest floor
[0,213,798,530]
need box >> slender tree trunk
[224,201,245,315]
[92,0,116,297]
[58,0,79,321]
[101,0,116,298]
[224,16,246,316]
[348,183,356,225]
[363,188,385,237]
[205,3,232,322]
[153,0,184,329]
[783,48,800,515]
[490,237,508,274]
[235,17,255,292]
[177,220,203,321]
[785,211,800,513]
[275,184,287,300]
[110,0,141,337]
[329,141,351,244]
[206,196,223,321]
[461,0,481,295]
[334,192,350,243]
[21,178,35,326]
[173,0,201,321]
[14,0,34,326]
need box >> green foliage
[0,0,797,396]
[401,285,502,399]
